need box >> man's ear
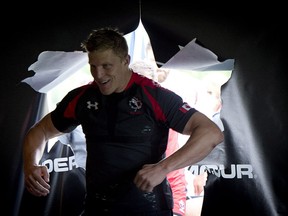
[124,54,130,66]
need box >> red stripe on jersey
[132,72,166,122]
[143,87,166,122]
[63,82,97,119]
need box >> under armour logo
[87,101,99,110]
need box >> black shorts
[83,181,173,215]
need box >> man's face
[88,49,130,95]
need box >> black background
[1,2,287,216]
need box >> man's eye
[103,64,112,69]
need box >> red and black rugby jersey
[50,72,197,212]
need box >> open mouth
[99,79,110,86]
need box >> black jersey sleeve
[160,88,197,133]
[50,87,83,133]
[144,83,198,133]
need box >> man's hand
[24,165,50,197]
[133,164,167,192]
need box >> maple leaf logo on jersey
[179,102,192,113]
[129,97,142,112]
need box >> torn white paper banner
[22,24,234,94]
[161,38,234,71]
[124,19,153,64]
[22,51,87,93]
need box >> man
[23,27,224,216]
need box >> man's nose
[93,67,105,79]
